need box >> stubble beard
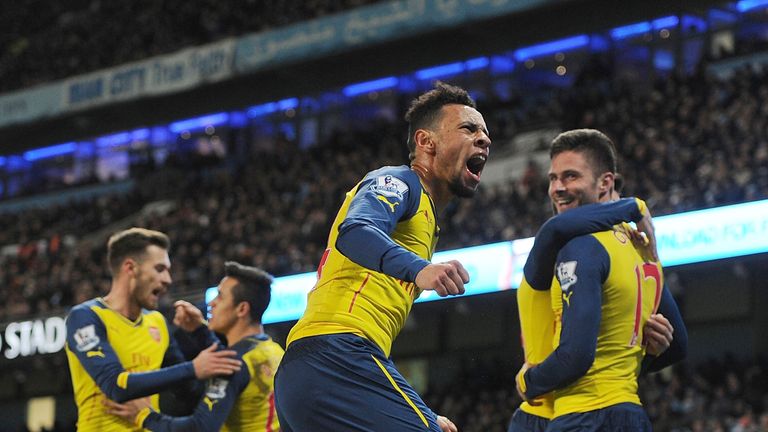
[135,272,158,311]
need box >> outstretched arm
[106,366,251,431]
[525,198,645,290]
[66,307,240,403]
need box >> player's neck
[226,322,264,346]
[103,286,141,321]
[411,162,451,213]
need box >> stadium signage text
[235,0,545,72]
[1,317,66,360]
[62,39,236,111]
[0,0,548,128]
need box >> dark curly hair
[404,81,476,161]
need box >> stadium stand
[0,0,382,92]
[2,61,767,321]
[2,0,768,430]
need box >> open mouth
[466,154,487,180]
[553,197,576,212]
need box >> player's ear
[236,301,250,319]
[413,129,436,155]
[122,258,137,276]
[598,172,614,195]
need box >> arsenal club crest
[148,326,161,342]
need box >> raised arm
[525,198,644,290]
[172,300,221,361]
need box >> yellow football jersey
[515,199,653,421]
[288,166,437,357]
[552,226,662,417]
[517,277,556,419]
[65,298,170,431]
[222,336,284,432]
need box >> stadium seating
[2,3,768,431]
[0,0,382,92]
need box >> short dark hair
[550,129,617,176]
[225,261,273,323]
[404,81,476,161]
[107,228,170,275]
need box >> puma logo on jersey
[203,396,218,411]
[86,347,105,358]
[376,195,400,213]
[562,291,574,307]
[203,377,228,411]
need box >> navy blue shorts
[546,402,651,432]
[508,408,550,432]
[274,333,441,432]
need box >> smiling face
[130,245,172,310]
[548,150,613,214]
[431,104,491,198]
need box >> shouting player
[274,82,491,432]
[65,228,241,431]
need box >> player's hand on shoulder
[415,261,469,297]
[632,198,659,262]
[192,343,242,379]
[436,415,458,432]
[643,313,673,356]
[173,300,206,332]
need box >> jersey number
[629,263,662,347]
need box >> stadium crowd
[2,62,768,321]
[2,18,768,428]
[0,0,382,93]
